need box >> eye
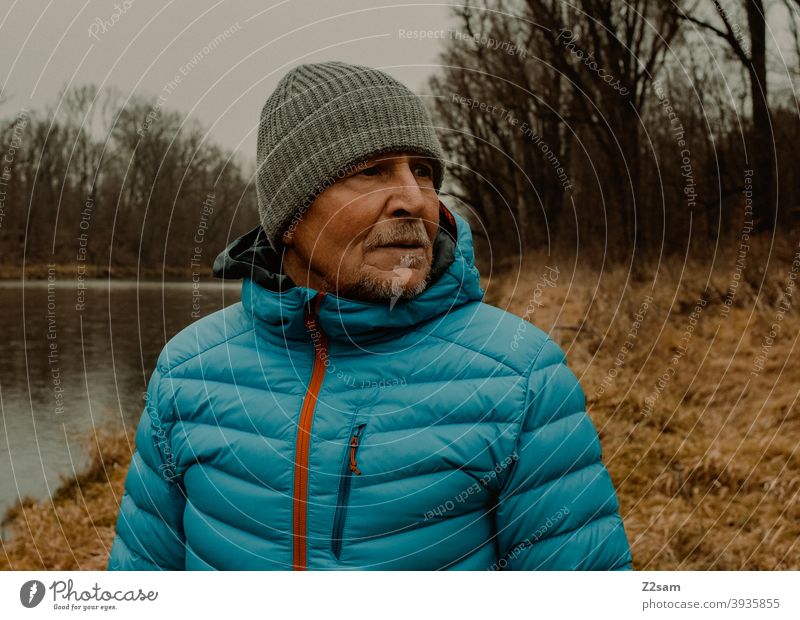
[359,165,381,176]
[415,163,434,178]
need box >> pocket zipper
[332,423,365,559]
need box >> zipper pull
[349,433,361,475]
[349,435,361,475]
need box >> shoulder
[154,301,253,375]
[421,300,583,414]
[417,300,555,377]
[522,336,586,431]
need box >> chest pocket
[331,419,366,559]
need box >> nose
[384,161,429,218]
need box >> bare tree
[680,0,777,232]
[430,0,685,257]
[1,83,257,271]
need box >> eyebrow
[366,154,433,165]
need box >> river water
[0,278,242,517]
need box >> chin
[338,264,432,303]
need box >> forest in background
[0,85,257,277]
[430,0,800,263]
[1,1,799,273]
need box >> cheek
[330,207,372,256]
[319,221,366,273]
[301,203,361,263]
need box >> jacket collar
[212,201,484,346]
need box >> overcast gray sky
[0,0,458,160]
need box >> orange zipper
[349,434,361,475]
[292,292,328,570]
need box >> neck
[280,247,332,292]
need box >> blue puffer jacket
[107,202,633,570]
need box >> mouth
[372,236,431,250]
[365,240,429,271]
[376,242,425,249]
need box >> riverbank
[1,426,132,570]
[2,234,799,570]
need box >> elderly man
[108,61,633,570]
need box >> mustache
[364,221,432,250]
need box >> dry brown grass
[0,424,132,570]
[483,233,800,569]
[2,234,799,570]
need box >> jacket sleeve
[107,365,187,570]
[493,337,633,570]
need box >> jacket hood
[212,200,485,345]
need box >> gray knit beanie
[256,61,447,251]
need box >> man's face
[281,150,441,302]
